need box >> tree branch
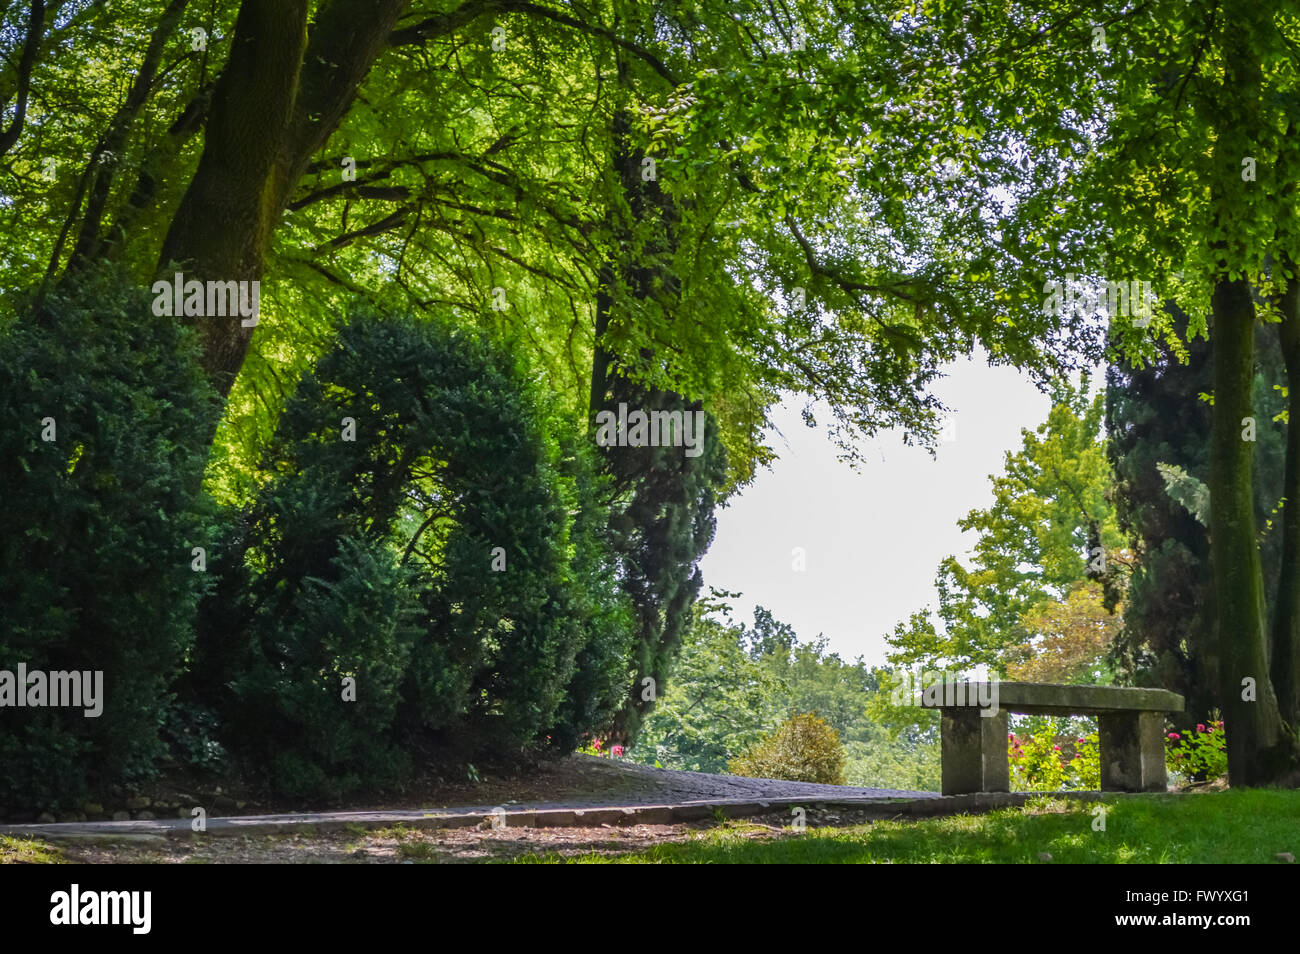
[311,207,411,254]
[70,0,191,267]
[0,1,47,158]
[389,0,679,85]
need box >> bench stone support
[1098,710,1168,792]
[940,707,1009,796]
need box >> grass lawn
[517,789,1300,864]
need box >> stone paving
[549,756,940,805]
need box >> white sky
[700,352,1054,666]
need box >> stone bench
[918,682,1185,795]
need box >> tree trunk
[0,1,46,159]
[157,0,310,395]
[1209,276,1299,784]
[1272,271,1300,726]
[158,0,409,397]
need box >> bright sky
[700,352,1054,666]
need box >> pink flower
[1168,732,1180,740]
[612,745,624,757]
[1053,744,1061,751]
[593,739,602,750]
[1077,737,1085,744]
[1197,724,1206,733]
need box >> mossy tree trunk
[157,0,310,395]
[1272,272,1300,728]
[1208,277,1297,784]
[158,0,408,396]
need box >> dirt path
[0,756,937,849]
[7,802,930,864]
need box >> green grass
[516,789,1300,864]
[395,840,440,861]
[1,835,68,864]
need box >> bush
[1009,720,1100,791]
[729,712,847,785]
[1166,719,1228,783]
[0,266,217,810]
[191,310,633,797]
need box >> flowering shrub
[1009,717,1229,790]
[1008,722,1099,791]
[1166,720,1227,783]
[577,737,624,758]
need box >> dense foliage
[599,380,727,742]
[189,311,635,797]
[0,268,217,811]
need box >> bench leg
[940,707,1009,795]
[1098,711,1167,792]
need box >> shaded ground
[2,804,923,864]
[0,756,943,861]
[9,789,1292,864]
[1,754,937,826]
[7,754,1276,865]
